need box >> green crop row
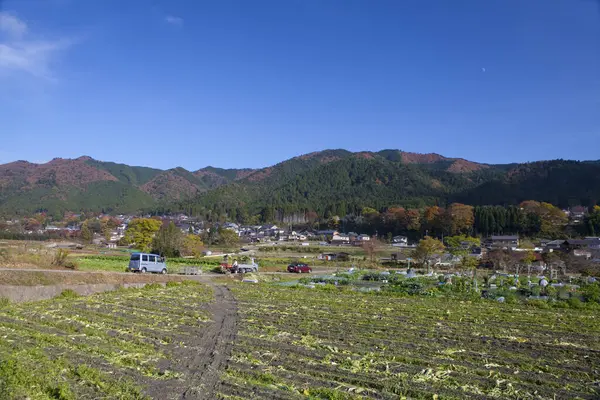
[217,283,600,400]
[0,282,215,399]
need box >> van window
[142,255,148,262]
[148,255,156,262]
[130,254,140,261]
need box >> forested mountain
[0,151,599,219]
[177,152,600,222]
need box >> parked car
[128,253,167,274]
[288,262,312,273]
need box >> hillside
[0,151,599,217]
[0,157,239,216]
[178,152,600,221]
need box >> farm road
[144,282,238,400]
[182,283,238,399]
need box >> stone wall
[0,282,166,303]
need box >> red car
[287,262,312,273]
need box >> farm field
[218,284,600,400]
[0,281,235,399]
[0,279,599,399]
[74,255,222,273]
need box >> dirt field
[0,269,204,286]
[0,281,236,399]
[0,280,599,399]
[217,284,600,399]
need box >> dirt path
[181,283,238,399]
[143,283,237,399]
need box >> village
[2,206,600,275]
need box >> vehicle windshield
[130,254,140,261]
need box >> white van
[128,253,167,274]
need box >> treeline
[172,159,600,226]
[319,202,598,240]
[0,231,71,241]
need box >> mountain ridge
[1,150,599,217]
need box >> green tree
[585,206,600,235]
[412,236,445,274]
[182,234,204,257]
[152,222,184,257]
[445,235,481,282]
[218,228,240,247]
[80,223,92,244]
[123,218,162,252]
[202,224,219,246]
[445,235,480,256]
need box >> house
[543,240,567,252]
[573,249,593,259]
[316,230,338,238]
[435,254,461,267]
[332,234,350,245]
[569,206,588,223]
[318,252,350,261]
[318,253,336,261]
[392,235,408,245]
[564,238,600,252]
[390,252,410,262]
[490,235,519,249]
[331,233,350,245]
[357,234,370,242]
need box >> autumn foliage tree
[362,237,382,264]
[519,201,567,237]
[422,206,443,236]
[412,236,445,273]
[182,234,204,257]
[218,228,240,247]
[123,218,162,252]
[445,203,474,235]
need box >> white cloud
[165,15,183,26]
[0,12,72,79]
[0,13,27,38]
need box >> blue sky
[0,0,599,170]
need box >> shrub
[180,280,200,286]
[0,248,10,262]
[504,293,519,304]
[0,297,9,308]
[567,297,585,309]
[165,281,180,288]
[143,283,163,290]
[545,286,558,298]
[52,249,70,267]
[581,283,600,303]
[211,266,225,274]
[527,299,550,309]
[57,289,79,299]
[553,301,569,309]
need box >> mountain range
[1,150,599,218]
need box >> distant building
[490,235,519,249]
[318,252,350,261]
[392,235,408,245]
[331,234,350,245]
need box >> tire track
[181,283,237,399]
